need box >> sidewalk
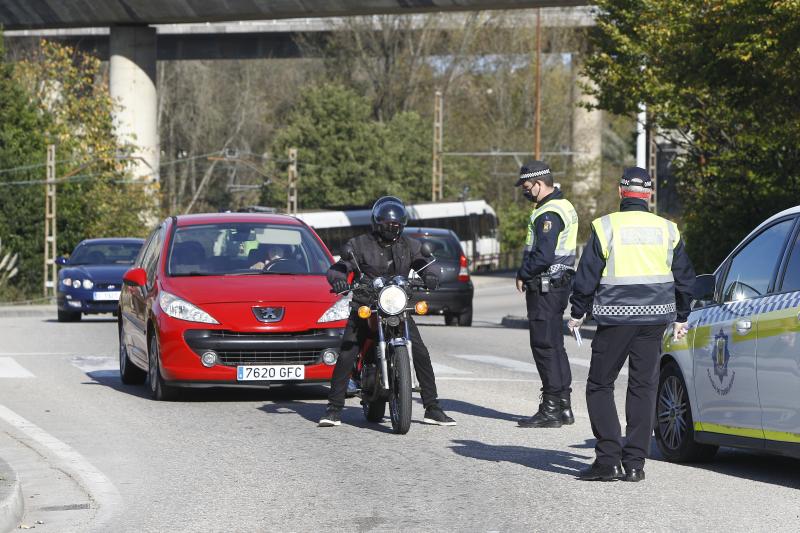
[0,458,23,533]
[0,305,55,318]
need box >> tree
[583,0,800,271]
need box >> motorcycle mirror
[420,242,435,258]
[341,245,356,262]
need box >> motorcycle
[337,245,437,434]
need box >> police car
[656,206,800,462]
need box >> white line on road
[431,362,473,375]
[452,354,538,373]
[0,352,71,356]
[0,357,35,378]
[0,405,122,531]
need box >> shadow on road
[449,439,592,476]
[438,398,524,422]
[43,317,116,324]
[257,401,396,433]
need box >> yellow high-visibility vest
[591,210,680,325]
[523,197,579,275]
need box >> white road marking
[0,352,71,356]
[431,362,473,375]
[569,357,628,377]
[437,377,541,383]
[71,356,117,373]
[452,354,539,374]
[0,405,122,530]
[0,357,35,378]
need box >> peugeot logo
[252,306,285,323]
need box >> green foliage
[497,199,532,253]
[265,84,433,209]
[0,37,150,297]
[584,0,800,271]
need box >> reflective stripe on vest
[523,198,579,273]
[591,211,680,325]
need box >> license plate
[93,291,121,301]
[237,365,305,381]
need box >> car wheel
[57,310,81,322]
[119,327,146,385]
[148,334,179,401]
[444,313,457,326]
[457,307,473,327]
[655,361,717,462]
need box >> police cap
[620,167,653,194]
[516,160,551,187]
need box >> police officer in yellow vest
[569,167,695,482]
[515,160,579,428]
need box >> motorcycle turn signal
[415,301,429,315]
[358,306,372,319]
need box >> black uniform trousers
[525,283,572,396]
[586,324,664,469]
[328,312,439,410]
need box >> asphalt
[0,457,23,533]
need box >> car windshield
[69,242,142,265]
[168,223,331,276]
[408,234,461,260]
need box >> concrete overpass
[0,1,596,184]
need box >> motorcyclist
[318,196,456,427]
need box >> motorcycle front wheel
[388,344,412,434]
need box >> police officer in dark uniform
[515,161,580,428]
[569,167,695,481]
[318,196,456,428]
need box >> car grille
[183,329,343,368]
[216,350,320,367]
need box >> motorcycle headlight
[82,279,94,290]
[378,285,408,315]
[159,291,219,324]
[318,295,352,323]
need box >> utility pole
[287,148,298,215]
[432,90,444,201]
[534,8,542,159]
[43,144,57,299]
[648,126,658,214]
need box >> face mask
[523,185,539,203]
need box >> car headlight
[72,279,81,289]
[62,277,72,287]
[378,285,408,315]
[159,291,219,324]
[318,295,352,323]
[82,279,94,290]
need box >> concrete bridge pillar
[570,56,602,213]
[109,25,159,183]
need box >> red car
[118,213,349,400]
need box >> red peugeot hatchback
[118,213,349,400]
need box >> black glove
[423,274,439,291]
[331,279,350,294]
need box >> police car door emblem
[253,306,285,323]
[707,329,735,395]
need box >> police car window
[722,219,794,303]
[779,228,800,292]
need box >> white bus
[294,200,500,270]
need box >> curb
[0,458,24,533]
[0,306,55,319]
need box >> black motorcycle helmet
[371,196,409,243]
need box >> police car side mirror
[420,242,434,258]
[692,274,716,307]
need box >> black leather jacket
[327,232,440,304]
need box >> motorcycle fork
[376,316,390,390]
[404,318,419,390]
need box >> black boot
[518,394,563,428]
[560,394,575,425]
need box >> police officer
[569,167,695,481]
[318,196,456,428]
[515,160,579,428]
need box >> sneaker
[318,407,341,427]
[423,406,457,426]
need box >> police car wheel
[654,361,717,463]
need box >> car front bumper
[57,291,118,314]
[413,284,474,315]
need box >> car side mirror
[420,242,434,258]
[123,267,147,287]
[55,256,68,266]
[692,274,716,307]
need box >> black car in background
[406,227,474,326]
[56,238,144,322]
